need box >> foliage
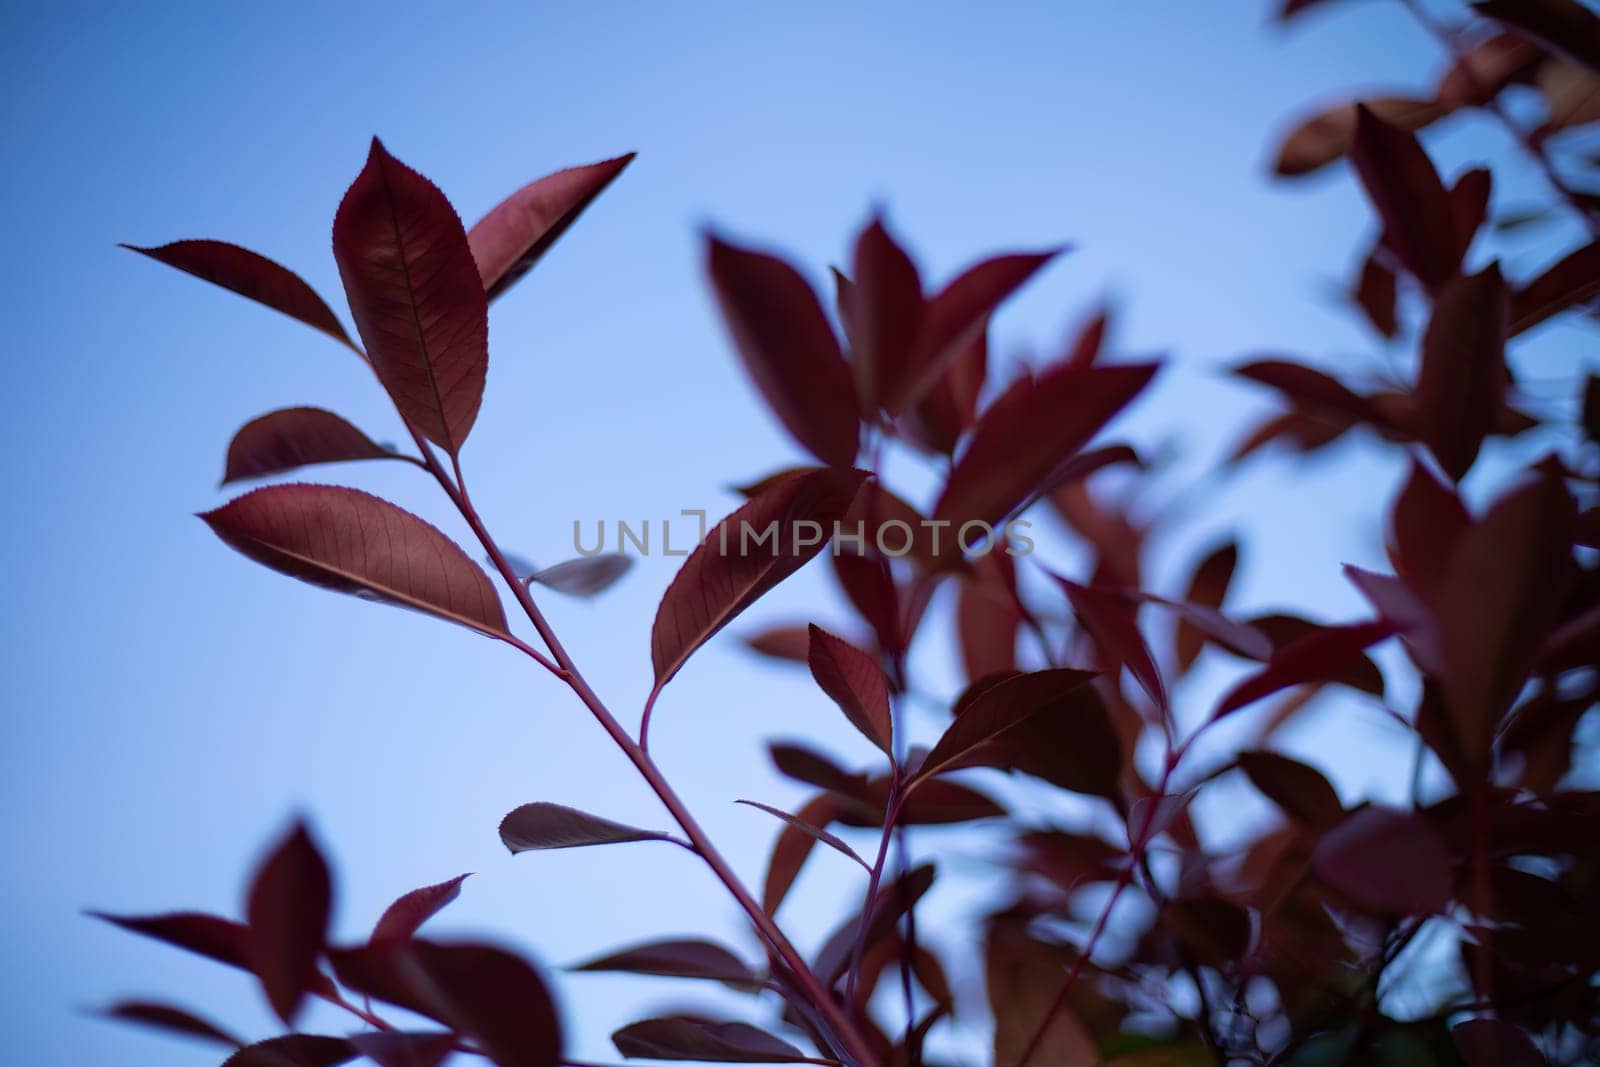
[101,2,1600,1064]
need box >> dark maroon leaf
[1274,97,1445,178]
[934,362,1157,530]
[1214,620,1395,719]
[736,799,868,869]
[1312,806,1452,915]
[1449,168,1493,261]
[247,822,332,1025]
[1059,578,1166,711]
[200,484,508,638]
[1416,265,1508,480]
[815,864,936,982]
[91,911,254,973]
[957,555,1023,682]
[1436,32,1543,108]
[222,407,404,485]
[1278,0,1351,21]
[371,874,470,944]
[571,938,761,989]
[1390,460,1470,597]
[768,742,872,798]
[916,668,1097,782]
[707,236,860,466]
[500,802,671,852]
[223,1035,356,1067]
[1354,241,1399,338]
[1433,474,1576,769]
[612,1017,810,1062]
[888,779,1007,825]
[123,240,354,349]
[468,153,634,301]
[899,249,1061,413]
[1238,751,1344,828]
[849,217,924,415]
[348,1032,457,1067]
[1235,359,1393,428]
[986,920,1098,1066]
[332,138,487,455]
[402,941,562,1067]
[1148,593,1271,667]
[1174,541,1240,671]
[1350,105,1460,288]
[905,324,987,454]
[1452,1017,1548,1066]
[1164,897,1253,966]
[741,625,815,663]
[762,794,850,913]
[1003,684,1123,800]
[527,553,633,598]
[650,467,867,689]
[99,1000,240,1047]
[807,624,893,754]
[326,942,445,1022]
[1245,614,1389,695]
[1509,239,1600,335]
[1474,0,1600,76]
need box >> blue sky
[1,1,1591,1062]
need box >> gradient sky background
[2,1,1593,1063]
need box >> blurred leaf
[1312,806,1452,915]
[1274,97,1445,177]
[348,1032,457,1067]
[612,1017,811,1062]
[849,216,924,414]
[1351,105,1460,288]
[1059,578,1167,711]
[246,822,332,1024]
[1510,238,1600,334]
[527,553,633,598]
[223,1035,356,1067]
[1416,265,1508,480]
[1474,0,1600,75]
[916,668,1097,781]
[1214,620,1394,718]
[99,1000,241,1047]
[1238,750,1344,828]
[572,938,761,989]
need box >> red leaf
[222,407,404,485]
[706,236,860,466]
[849,217,924,414]
[371,874,470,944]
[223,1035,356,1067]
[650,467,867,689]
[934,362,1157,530]
[1058,579,1166,711]
[1449,168,1493,261]
[526,554,633,598]
[807,624,893,754]
[741,625,815,663]
[612,1017,810,1063]
[1174,541,1240,671]
[571,938,760,989]
[348,1032,457,1067]
[736,798,868,870]
[1433,474,1576,769]
[91,911,254,972]
[1312,806,1452,915]
[1273,97,1445,178]
[1416,265,1509,480]
[1354,241,1400,338]
[123,240,354,349]
[200,484,508,637]
[905,324,987,454]
[1003,684,1123,800]
[1350,105,1460,289]
[499,802,671,852]
[468,153,634,302]
[957,555,1022,682]
[1238,751,1344,828]
[916,668,1097,782]
[333,138,488,455]
[1235,359,1394,428]
[100,1000,241,1047]
[1390,460,1470,597]
[1474,0,1600,76]
[247,822,332,1025]
[761,794,849,913]
[1509,239,1600,335]
[900,248,1061,412]
[1436,32,1543,108]
[1214,620,1395,719]
[401,942,563,1067]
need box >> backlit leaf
[612,1017,810,1062]
[807,624,893,754]
[371,874,470,944]
[246,822,332,1024]
[916,668,1097,782]
[223,1035,356,1067]
[1474,0,1600,75]
[1214,621,1395,719]
[650,467,868,689]
[1416,265,1508,480]
[1173,541,1241,670]
[571,938,761,989]
[849,216,924,414]
[222,407,404,485]
[1312,806,1452,915]
[1238,751,1344,828]
[333,138,488,454]
[1350,105,1460,289]
[200,484,508,638]
[1274,97,1445,178]
[99,1000,241,1047]
[469,154,634,301]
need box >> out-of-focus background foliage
[0,1,1588,1061]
